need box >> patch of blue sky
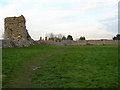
[76,12,105,22]
[104,24,117,33]
[0,0,9,6]
[46,3,72,9]
[102,20,118,33]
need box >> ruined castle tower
[4,15,33,41]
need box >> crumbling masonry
[2,15,35,48]
[2,15,119,48]
[4,15,32,41]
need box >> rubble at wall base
[2,40,35,48]
[2,40,119,48]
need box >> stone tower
[4,15,33,41]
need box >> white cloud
[0,0,118,40]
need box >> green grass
[2,45,118,88]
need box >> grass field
[2,45,118,88]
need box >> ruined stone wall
[2,40,119,48]
[2,39,37,48]
[2,15,34,48]
[61,40,119,46]
[39,40,119,46]
[2,15,119,48]
[4,15,32,41]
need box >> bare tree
[57,34,63,40]
[48,33,55,38]
[47,33,55,40]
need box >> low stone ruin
[4,15,33,41]
[39,40,119,46]
[2,15,119,48]
[2,15,34,48]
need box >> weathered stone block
[4,15,33,41]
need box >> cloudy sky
[0,0,118,40]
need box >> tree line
[113,34,120,40]
[45,33,85,41]
[46,33,120,41]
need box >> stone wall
[2,40,35,48]
[61,40,119,46]
[3,15,34,48]
[2,15,119,48]
[2,40,119,48]
[39,40,119,46]
[4,15,33,41]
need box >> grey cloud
[99,16,118,33]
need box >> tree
[116,34,120,40]
[47,33,55,40]
[62,36,67,40]
[79,36,86,40]
[113,34,120,40]
[67,35,73,40]
[57,34,63,40]
[113,36,117,40]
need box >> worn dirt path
[7,48,65,88]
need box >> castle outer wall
[4,15,32,41]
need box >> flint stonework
[3,15,34,48]
[4,15,33,41]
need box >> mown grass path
[8,47,65,88]
[2,45,118,88]
[3,45,65,88]
[10,50,63,88]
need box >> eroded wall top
[4,15,32,41]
